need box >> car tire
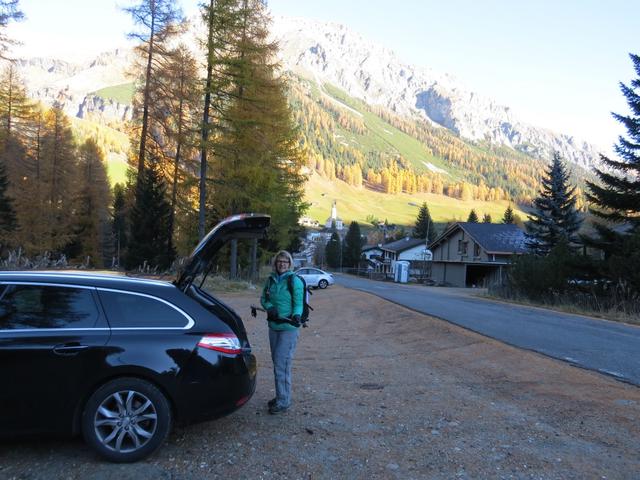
[318,279,329,289]
[81,377,172,463]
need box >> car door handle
[53,344,90,356]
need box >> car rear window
[0,284,99,330]
[98,290,189,329]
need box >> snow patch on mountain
[421,161,449,175]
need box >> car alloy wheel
[318,279,328,289]
[82,377,171,462]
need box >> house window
[457,240,468,255]
[473,242,481,258]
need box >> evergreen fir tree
[343,221,363,267]
[585,53,640,254]
[324,231,341,269]
[502,205,515,224]
[467,209,479,223]
[526,152,582,255]
[125,162,175,270]
[482,213,492,223]
[412,202,436,243]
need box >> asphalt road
[335,274,640,386]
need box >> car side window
[0,284,99,330]
[98,290,188,328]
[298,269,309,275]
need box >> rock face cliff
[12,16,600,169]
[78,95,133,123]
[271,17,601,169]
[14,49,134,123]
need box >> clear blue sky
[7,0,639,150]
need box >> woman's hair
[272,250,294,270]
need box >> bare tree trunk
[199,0,215,240]
[168,89,184,257]
[137,22,155,187]
[230,238,238,279]
[251,237,258,283]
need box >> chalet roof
[362,244,383,252]
[381,237,425,253]
[431,223,528,254]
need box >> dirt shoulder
[1,285,639,479]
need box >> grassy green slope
[77,78,526,225]
[92,82,136,104]
[305,171,523,226]
[320,83,454,175]
[70,117,130,185]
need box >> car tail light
[198,333,242,354]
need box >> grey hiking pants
[269,328,300,408]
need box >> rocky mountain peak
[271,16,601,169]
[9,15,601,170]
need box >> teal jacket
[260,271,304,331]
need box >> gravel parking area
[1,285,639,479]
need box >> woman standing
[260,250,304,414]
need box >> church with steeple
[324,200,344,231]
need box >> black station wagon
[0,213,270,462]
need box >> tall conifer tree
[325,231,341,269]
[125,162,175,270]
[467,209,479,223]
[585,53,640,254]
[124,0,182,187]
[343,221,363,267]
[66,139,111,266]
[208,0,307,249]
[198,0,240,238]
[526,152,581,254]
[19,106,80,254]
[412,201,436,243]
[502,205,515,224]
[146,43,200,255]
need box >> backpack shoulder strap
[287,274,305,309]
[287,274,295,296]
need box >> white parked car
[295,267,335,289]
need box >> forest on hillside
[288,76,589,210]
[0,0,306,270]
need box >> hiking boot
[268,404,289,415]
[267,398,277,408]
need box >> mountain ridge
[11,16,601,172]
[271,16,601,170]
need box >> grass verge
[483,292,640,326]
